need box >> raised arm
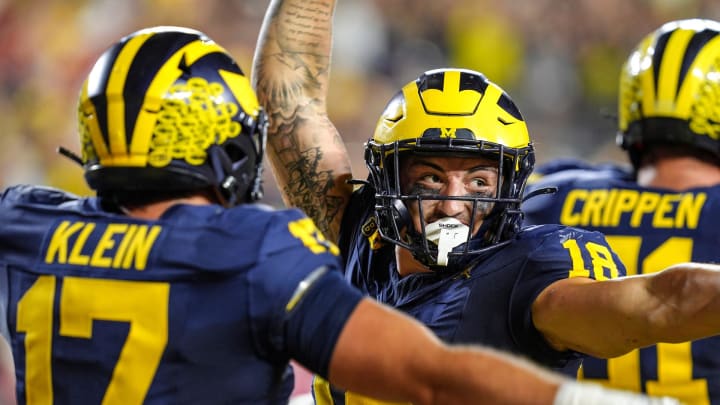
[253,0,353,243]
[533,262,720,358]
[330,299,559,404]
[331,298,677,405]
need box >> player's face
[399,154,498,237]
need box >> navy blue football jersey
[524,158,720,405]
[312,185,626,405]
[0,185,363,405]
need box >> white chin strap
[424,218,470,266]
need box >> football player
[1,25,674,405]
[524,19,720,405]
[253,1,720,403]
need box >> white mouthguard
[424,218,470,266]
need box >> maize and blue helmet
[365,68,535,268]
[77,26,266,206]
[618,19,720,169]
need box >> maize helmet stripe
[105,31,154,158]
[420,70,482,115]
[628,21,720,123]
[131,40,232,163]
[78,26,267,205]
[82,28,230,167]
[655,28,693,114]
[676,34,720,115]
[219,69,260,116]
[617,19,720,170]
[376,69,529,147]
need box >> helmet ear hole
[207,145,238,206]
[225,142,251,173]
[207,140,257,207]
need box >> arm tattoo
[255,0,346,237]
[254,0,334,111]
[284,146,344,234]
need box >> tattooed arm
[253,0,352,243]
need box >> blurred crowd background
[1,0,719,207]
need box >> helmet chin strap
[425,218,470,266]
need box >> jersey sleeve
[247,209,364,378]
[526,227,626,282]
[509,226,627,366]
